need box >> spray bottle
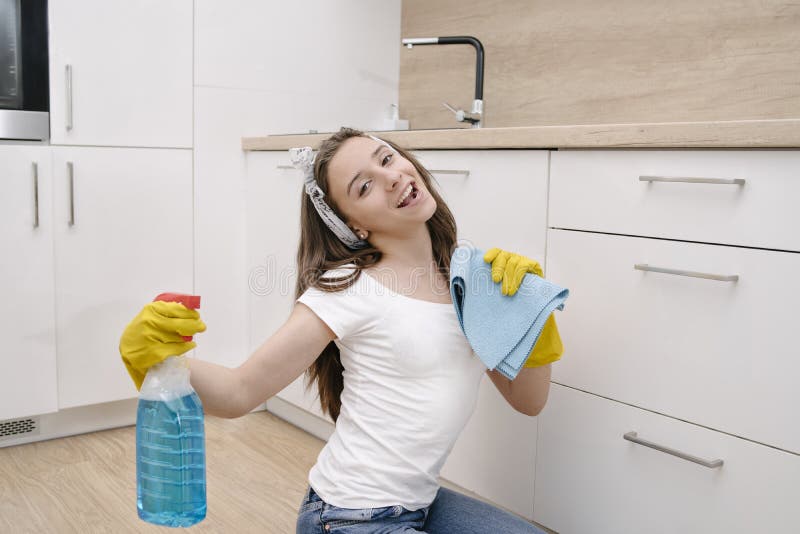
[136,292,206,527]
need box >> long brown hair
[294,127,458,422]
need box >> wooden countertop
[242,119,800,151]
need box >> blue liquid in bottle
[136,362,206,527]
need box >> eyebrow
[347,145,386,197]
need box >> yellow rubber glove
[119,301,206,390]
[523,313,563,367]
[484,248,543,296]
[484,247,564,367]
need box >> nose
[376,167,402,190]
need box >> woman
[120,127,557,533]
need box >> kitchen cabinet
[52,146,193,409]
[535,149,800,533]
[0,145,58,421]
[245,144,800,530]
[48,0,192,148]
[411,149,549,520]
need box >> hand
[483,247,543,296]
[523,313,563,368]
[119,301,206,390]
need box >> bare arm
[486,364,551,416]
[188,302,335,418]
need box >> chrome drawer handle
[634,263,739,282]
[624,431,724,468]
[639,175,745,185]
[276,165,294,169]
[67,162,75,227]
[65,64,73,131]
[32,162,39,229]
[428,169,470,177]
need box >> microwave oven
[0,0,48,141]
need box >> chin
[422,197,438,219]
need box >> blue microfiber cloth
[449,246,570,380]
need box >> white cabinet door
[411,150,549,519]
[0,146,57,420]
[245,152,330,420]
[535,384,800,534]
[411,150,549,261]
[48,0,192,148]
[52,146,193,409]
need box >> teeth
[396,184,414,207]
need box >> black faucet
[402,36,485,127]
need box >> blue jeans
[296,484,548,533]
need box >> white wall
[193,0,401,367]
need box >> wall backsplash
[399,0,800,129]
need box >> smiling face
[325,136,437,242]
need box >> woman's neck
[370,224,435,271]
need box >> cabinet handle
[639,175,745,185]
[428,169,470,177]
[276,165,294,169]
[634,263,738,282]
[32,162,39,229]
[65,65,73,131]
[67,162,75,226]
[624,431,724,468]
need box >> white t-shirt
[295,265,486,511]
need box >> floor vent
[0,417,41,441]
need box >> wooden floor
[0,410,324,533]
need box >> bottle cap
[153,292,202,341]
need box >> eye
[359,180,371,196]
[381,153,393,166]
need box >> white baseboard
[264,396,335,442]
[0,399,269,449]
[0,398,140,448]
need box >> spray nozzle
[153,292,201,341]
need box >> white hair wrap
[289,135,396,250]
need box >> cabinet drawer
[412,150,549,260]
[534,384,800,534]
[549,150,800,251]
[546,229,799,453]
